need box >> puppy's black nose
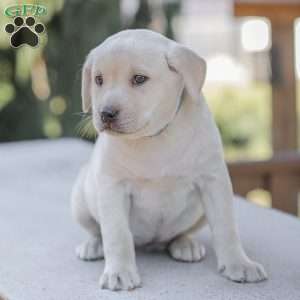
[101,108,119,124]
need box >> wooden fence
[228,152,300,216]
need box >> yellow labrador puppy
[71,29,267,291]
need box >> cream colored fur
[71,29,267,291]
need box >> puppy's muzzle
[101,107,119,124]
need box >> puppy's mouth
[101,123,124,134]
[100,120,135,135]
[100,120,148,137]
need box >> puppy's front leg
[98,182,141,291]
[199,165,267,283]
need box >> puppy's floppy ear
[166,42,206,102]
[81,52,94,113]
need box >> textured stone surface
[0,138,299,300]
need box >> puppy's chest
[129,177,203,245]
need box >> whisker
[73,111,91,117]
[75,115,97,139]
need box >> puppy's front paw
[169,235,206,262]
[76,237,104,261]
[99,266,141,291]
[218,258,267,283]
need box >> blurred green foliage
[0,0,122,141]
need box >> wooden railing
[227,152,300,216]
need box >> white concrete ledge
[0,139,299,300]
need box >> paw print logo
[5,16,45,48]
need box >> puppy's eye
[132,75,148,85]
[95,75,103,86]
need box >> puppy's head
[82,29,206,139]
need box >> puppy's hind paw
[168,235,206,262]
[99,267,141,291]
[76,237,104,261]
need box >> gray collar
[150,95,184,137]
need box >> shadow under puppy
[71,29,267,291]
